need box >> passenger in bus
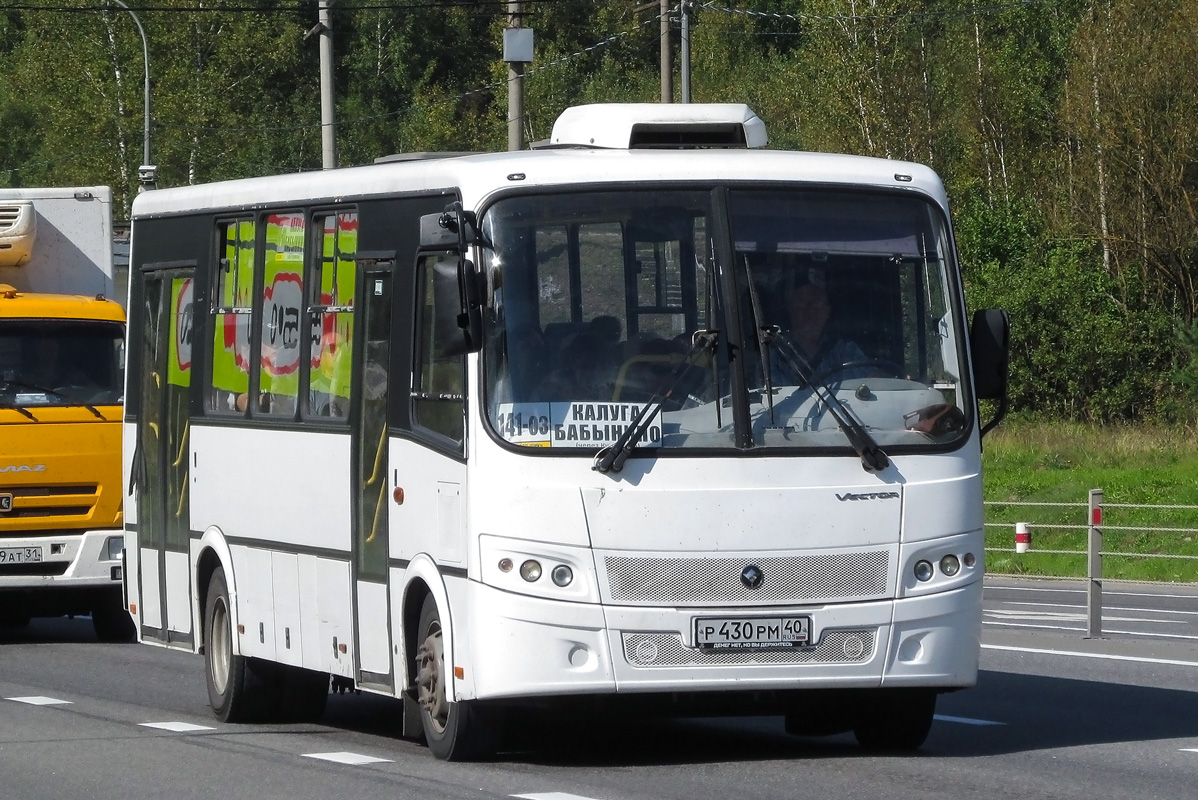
[770,281,869,386]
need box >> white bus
[122,103,1009,759]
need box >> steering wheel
[809,358,905,386]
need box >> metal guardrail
[984,489,1198,637]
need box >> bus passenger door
[134,270,194,646]
[350,266,394,689]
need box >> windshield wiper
[769,334,890,473]
[0,400,37,421]
[593,329,719,475]
[0,379,105,420]
[743,259,777,421]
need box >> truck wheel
[92,589,136,642]
[204,568,281,722]
[414,595,500,760]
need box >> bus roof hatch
[545,103,768,150]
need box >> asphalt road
[2,577,1196,800]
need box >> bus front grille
[622,629,876,668]
[603,551,890,605]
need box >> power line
[6,0,577,13]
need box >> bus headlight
[480,534,600,603]
[551,564,573,587]
[940,554,961,577]
[913,560,934,582]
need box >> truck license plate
[0,546,43,564]
[694,616,811,649]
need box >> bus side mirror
[421,213,460,249]
[420,204,477,250]
[971,307,1010,437]
[432,256,483,356]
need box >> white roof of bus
[130,147,949,220]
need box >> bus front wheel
[414,595,500,761]
[852,688,937,751]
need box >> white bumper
[0,529,124,589]
[459,578,981,701]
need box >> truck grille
[603,551,890,605]
[0,205,24,231]
[0,484,99,530]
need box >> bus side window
[207,219,254,415]
[413,254,465,448]
[256,212,305,418]
[305,211,357,421]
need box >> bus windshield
[481,187,968,454]
[0,320,125,407]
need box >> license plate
[695,616,811,649]
[0,546,43,564]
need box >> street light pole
[110,0,155,190]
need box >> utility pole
[680,0,692,103]
[110,0,155,190]
[317,0,338,169]
[660,0,672,102]
[504,1,533,151]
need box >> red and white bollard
[1015,522,1032,553]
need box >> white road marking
[986,608,1184,626]
[514,794,605,800]
[1181,749,1198,753]
[983,643,1198,667]
[987,585,1198,601]
[934,714,1004,726]
[999,600,1198,618]
[5,696,72,705]
[983,620,1198,641]
[303,751,392,765]
[139,721,214,732]
[987,596,1198,622]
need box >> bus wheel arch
[194,527,236,656]
[195,548,223,650]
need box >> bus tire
[205,568,281,723]
[414,595,500,761]
[852,688,937,751]
[93,588,136,642]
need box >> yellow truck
[0,186,132,641]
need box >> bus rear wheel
[852,688,937,751]
[414,595,500,761]
[205,568,281,723]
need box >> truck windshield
[481,187,968,454]
[0,320,125,407]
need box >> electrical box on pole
[504,3,533,152]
